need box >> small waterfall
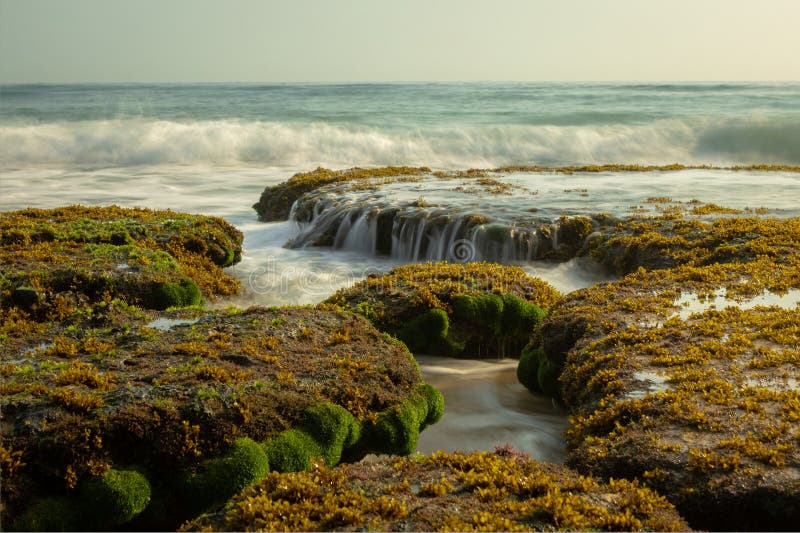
[285,192,594,264]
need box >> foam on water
[3,116,800,171]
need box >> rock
[184,448,690,532]
[0,206,244,319]
[253,166,431,222]
[10,286,40,309]
[326,261,562,359]
[0,304,442,530]
[540,260,800,530]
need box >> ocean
[2,82,799,459]
[2,82,800,170]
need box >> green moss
[418,382,445,430]
[185,437,269,512]
[397,308,451,354]
[453,293,504,335]
[78,468,152,527]
[151,278,202,310]
[301,402,361,466]
[517,345,544,393]
[537,356,560,398]
[501,293,546,337]
[263,428,323,472]
[363,393,432,456]
[10,497,78,532]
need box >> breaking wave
[2,116,799,170]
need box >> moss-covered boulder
[185,448,689,532]
[0,304,441,530]
[539,259,800,530]
[327,261,561,358]
[0,206,243,320]
[184,437,269,513]
[79,468,152,527]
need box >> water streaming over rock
[286,189,596,264]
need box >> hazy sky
[2,0,799,83]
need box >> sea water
[2,82,799,461]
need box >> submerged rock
[185,448,689,532]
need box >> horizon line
[2,79,800,86]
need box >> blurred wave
[2,115,798,170]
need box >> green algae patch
[184,448,689,532]
[0,305,439,530]
[264,402,362,472]
[539,260,800,531]
[327,261,561,359]
[0,206,243,320]
[184,437,269,513]
[151,278,203,310]
[79,468,152,527]
[359,390,433,457]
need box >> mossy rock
[264,403,364,473]
[186,449,690,532]
[397,308,453,355]
[417,382,444,430]
[360,384,442,456]
[585,214,800,275]
[264,428,324,472]
[327,261,561,358]
[185,437,269,512]
[0,206,243,319]
[0,205,242,267]
[301,402,361,461]
[517,344,544,394]
[0,306,434,530]
[151,278,202,310]
[78,469,151,527]
[364,397,427,456]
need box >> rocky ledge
[531,247,800,529]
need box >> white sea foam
[2,116,799,171]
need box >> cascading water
[285,186,594,264]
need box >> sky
[1,0,799,83]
